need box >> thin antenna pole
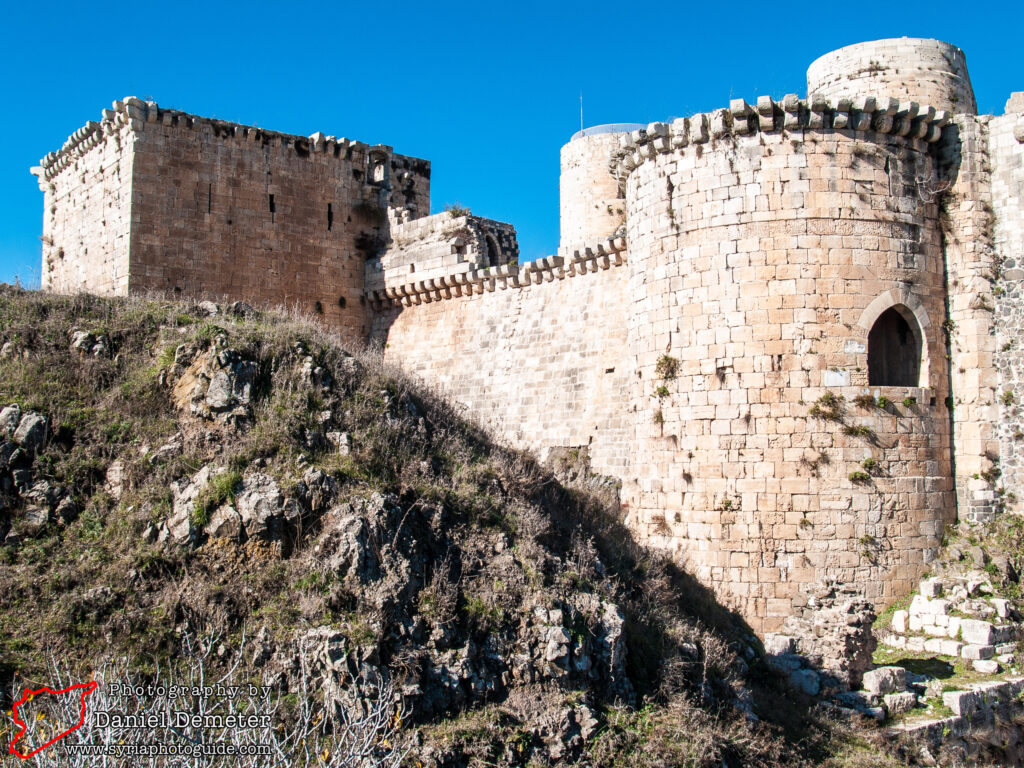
[580,92,584,133]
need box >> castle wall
[808,38,976,116]
[127,105,429,338]
[992,97,1024,503]
[616,102,956,631]
[938,116,1002,522]
[36,117,136,296]
[374,254,631,479]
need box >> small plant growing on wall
[843,424,874,440]
[876,395,892,409]
[858,533,879,564]
[853,393,877,409]
[716,496,739,513]
[1002,391,1016,406]
[444,202,471,217]
[861,457,879,474]
[655,354,680,381]
[849,470,871,484]
[808,391,844,421]
[902,396,917,408]
[981,464,1002,484]
[800,452,830,477]
[654,385,670,400]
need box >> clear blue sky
[1,1,1020,286]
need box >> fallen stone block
[921,578,943,598]
[942,689,980,716]
[992,598,1010,619]
[973,659,1000,674]
[961,644,995,660]
[884,691,918,716]
[939,639,963,657]
[907,636,926,652]
[891,609,908,633]
[790,668,820,696]
[835,690,874,710]
[862,666,906,696]
[960,619,995,645]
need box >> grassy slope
[0,288,901,767]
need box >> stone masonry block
[960,619,996,645]
[862,666,906,696]
[891,610,908,633]
[961,644,995,660]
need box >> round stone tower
[807,37,976,115]
[559,124,643,251]
[614,99,956,632]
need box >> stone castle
[33,38,1024,634]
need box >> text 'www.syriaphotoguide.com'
[63,743,271,757]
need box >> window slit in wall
[207,184,212,213]
[327,203,333,231]
[268,194,276,223]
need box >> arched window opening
[485,235,501,267]
[868,307,922,386]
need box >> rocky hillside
[0,288,902,766]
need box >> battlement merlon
[30,96,431,192]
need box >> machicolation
[33,37,1024,636]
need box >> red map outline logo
[7,681,98,759]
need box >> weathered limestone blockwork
[939,116,1001,522]
[34,38,1024,638]
[616,104,956,631]
[808,38,976,116]
[992,96,1024,500]
[36,121,136,295]
[374,259,631,479]
[36,98,432,339]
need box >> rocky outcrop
[170,344,257,425]
[0,406,74,544]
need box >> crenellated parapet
[34,97,428,192]
[610,94,951,187]
[368,236,626,309]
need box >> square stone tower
[32,97,431,339]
